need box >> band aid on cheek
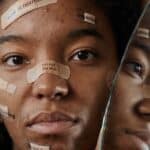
[136,28,150,39]
[30,143,50,150]
[1,0,58,29]
[83,12,96,25]
[0,78,16,94]
[27,60,70,83]
[0,104,9,118]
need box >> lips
[125,129,150,145]
[26,111,78,135]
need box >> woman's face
[102,10,150,150]
[0,0,117,150]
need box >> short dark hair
[96,0,142,60]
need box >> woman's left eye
[71,50,97,62]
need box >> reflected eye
[71,50,97,62]
[2,54,29,68]
[123,61,144,78]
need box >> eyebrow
[67,28,103,40]
[0,35,25,45]
[131,39,150,55]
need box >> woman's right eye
[123,60,144,79]
[1,54,30,68]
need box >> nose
[135,99,150,121]
[32,73,69,100]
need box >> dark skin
[0,0,117,150]
[102,8,150,150]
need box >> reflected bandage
[137,27,150,39]
[83,12,96,25]
[0,104,9,118]
[1,0,58,29]
[0,78,16,94]
[30,143,50,150]
[27,60,70,83]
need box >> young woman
[0,0,141,149]
[102,3,150,150]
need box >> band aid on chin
[83,12,96,25]
[1,0,58,29]
[27,60,70,83]
[0,78,16,94]
[30,143,50,150]
[136,27,150,39]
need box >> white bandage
[27,60,70,83]
[137,27,150,39]
[30,143,50,150]
[1,0,58,29]
[0,78,16,94]
[0,104,9,118]
[83,12,96,25]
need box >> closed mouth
[25,111,79,135]
[125,128,150,145]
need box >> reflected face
[103,9,150,150]
[0,0,117,150]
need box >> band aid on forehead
[1,0,58,29]
[30,143,50,150]
[0,78,16,94]
[84,12,96,25]
[27,60,70,83]
[136,27,150,39]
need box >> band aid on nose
[136,27,150,39]
[0,78,16,94]
[1,0,58,29]
[30,143,50,150]
[27,60,70,83]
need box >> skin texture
[102,6,150,150]
[0,0,117,150]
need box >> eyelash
[123,60,145,79]
[1,53,30,69]
[69,48,98,64]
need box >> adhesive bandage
[0,104,9,118]
[27,60,70,83]
[30,143,50,150]
[1,0,58,29]
[83,12,96,25]
[0,78,16,94]
[137,27,150,39]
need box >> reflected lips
[26,111,78,135]
[125,129,150,146]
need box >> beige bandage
[0,78,16,94]
[83,12,96,25]
[30,143,50,150]
[1,0,58,29]
[137,27,150,39]
[0,104,9,118]
[27,60,70,83]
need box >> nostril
[37,94,44,99]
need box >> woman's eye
[72,50,97,62]
[2,55,29,67]
[123,61,144,78]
